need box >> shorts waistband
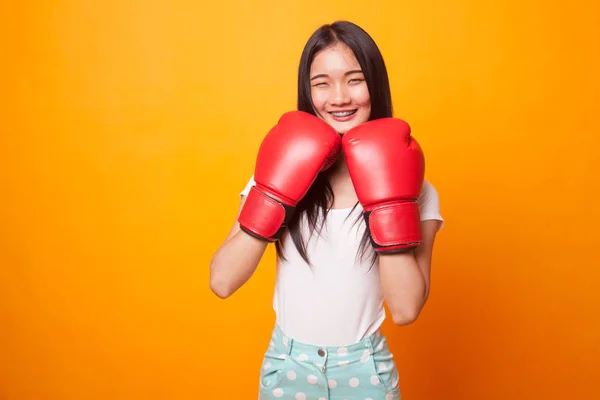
[268,323,385,366]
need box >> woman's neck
[328,152,350,181]
[325,151,359,209]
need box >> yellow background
[2,0,599,399]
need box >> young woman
[210,20,444,400]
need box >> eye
[349,78,364,84]
[312,82,328,87]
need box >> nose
[330,83,351,106]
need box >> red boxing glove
[238,111,341,241]
[343,118,425,254]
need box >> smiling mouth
[329,110,357,117]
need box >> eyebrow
[310,69,364,80]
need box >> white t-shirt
[240,175,444,346]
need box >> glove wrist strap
[364,201,421,254]
[238,187,295,242]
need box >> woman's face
[309,42,371,134]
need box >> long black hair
[275,21,394,266]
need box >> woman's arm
[209,196,269,299]
[378,219,442,325]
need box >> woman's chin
[328,116,369,135]
[332,122,357,135]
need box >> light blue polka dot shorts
[258,324,401,400]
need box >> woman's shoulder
[240,174,256,197]
[420,179,439,199]
[418,179,444,227]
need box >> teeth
[331,110,356,117]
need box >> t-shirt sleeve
[240,175,256,197]
[418,180,445,230]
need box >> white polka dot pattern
[258,325,400,399]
